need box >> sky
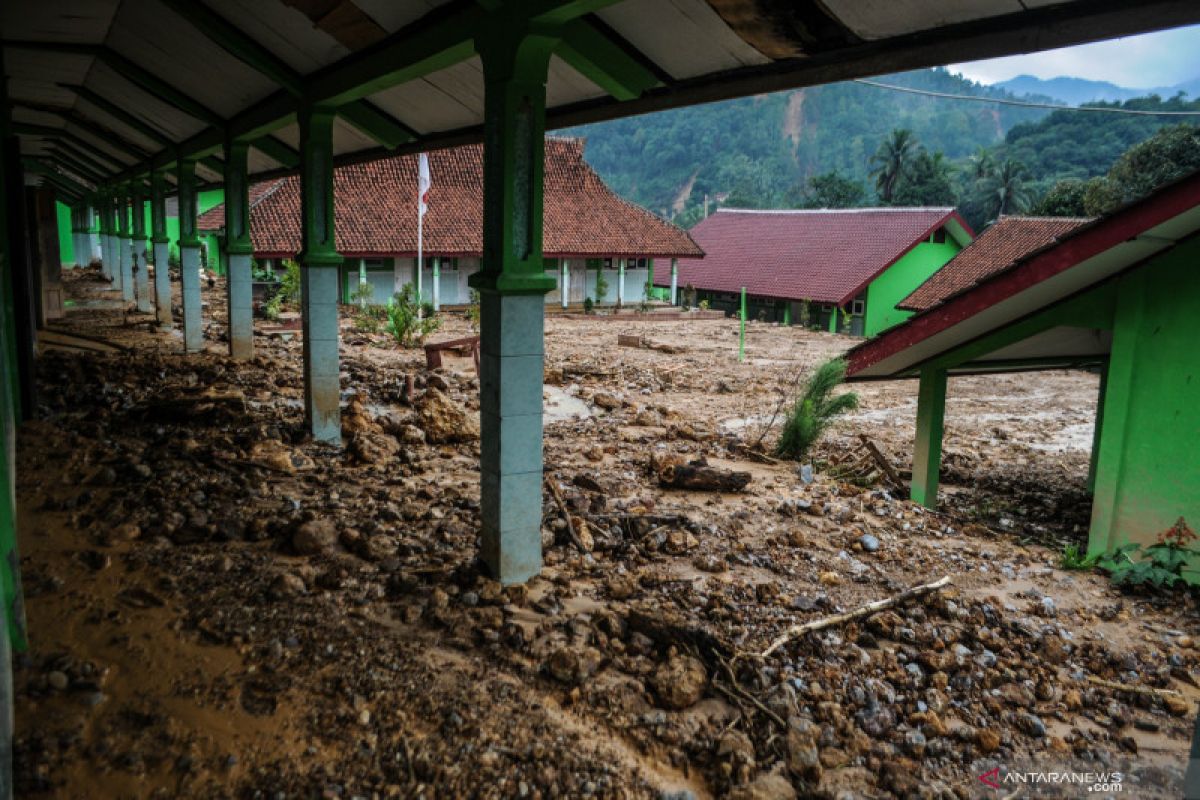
[950,24,1200,88]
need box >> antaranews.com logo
[978,768,1124,793]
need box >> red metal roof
[898,216,1091,312]
[657,207,970,306]
[196,138,702,259]
[847,170,1200,379]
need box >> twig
[545,475,587,553]
[1085,676,1184,698]
[760,575,952,658]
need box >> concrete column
[117,187,133,303]
[617,257,625,308]
[469,22,558,584]
[1087,366,1108,495]
[669,257,678,306]
[223,138,254,360]
[178,159,204,352]
[87,206,100,264]
[560,259,568,309]
[131,187,151,313]
[432,256,441,311]
[911,367,947,508]
[299,105,342,443]
[150,170,172,328]
[33,188,64,321]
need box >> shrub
[1059,543,1097,571]
[698,299,710,311]
[466,289,480,331]
[594,272,609,304]
[353,303,388,334]
[350,280,374,308]
[775,357,859,461]
[264,259,301,321]
[252,260,278,283]
[1099,517,1199,590]
[386,284,440,347]
[583,297,595,314]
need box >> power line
[852,78,1200,117]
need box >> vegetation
[349,280,374,308]
[594,270,609,305]
[263,259,301,321]
[1059,543,1098,571]
[251,260,277,283]
[797,171,865,209]
[775,357,859,461]
[385,284,440,347]
[870,129,918,203]
[1099,518,1199,591]
[352,304,388,334]
[582,296,595,314]
[465,289,480,331]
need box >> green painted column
[468,22,559,584]
[224,137,254,360]
[669,257,678,306]
[150,170,172,328]
[616,257,625,308]
[432,256,442,311]
[298,105,343,443]
[738,286,746,362]
[117,183,133,302]
[131,184,151,313]
[560,259,568,309]
[177,158,204,352]
[828,306,838,333]
[783,302,791,326]
[911,366,948,508]
[1087,366,1108,494]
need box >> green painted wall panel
[864,238,962,338]
[55,201,74,264]
[1090,240,1200,553]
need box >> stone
[349,430,402,464]
[417,389,479,443]
[976,728,1001,753]
[271,572,306,598]
[650,653,707,710]
[786,718,821,781]
[546,646,602,685]
[818,572,842,586]
[249,441,315,474]
[1164,694,1190,716]
[293,519,338,556]
[592,392,622,410]
[858,534,880,553]
[728,771,796,800]
[1018,713,1046,738]
[903,729,926,757]
[47,670,70,691]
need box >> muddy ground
[13,267,1198,799]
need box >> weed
[1099,517,1199,590]
[1059,543,1097,570]
[775,357,859,461]
[594,271,609,305]
[583,297,594,314]
[386,284,440,347]
[466,289,480,331]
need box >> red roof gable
[898,216,1091,312]
[196,180,285,231]
[658,207,970,306]
[196,138,701,259]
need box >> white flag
[418,152,431,217]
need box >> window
[930,228,947,244]
[821,304,833,312]
[851,299,865,316]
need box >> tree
[967,146,996,181]
[977,159,1031,220]
[870,129,917,202]
[797,170,866,208]
[890,149,957,206]
[775,358,859,461]
[1106,124,1200,205]
[1029,178,1088,217]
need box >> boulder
[417,389,479,443]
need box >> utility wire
[852,78,1200,117]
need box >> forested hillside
[565,68,1200,230]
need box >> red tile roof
[657,207,970,306]
[898,216,1091,312]
[195,180,285,231]
[196,138,701,259]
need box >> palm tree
[968,146,996,181]
[870,129,917,203]
[985,159,1032,217]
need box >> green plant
[465,289,481,331]
[838,307,852,331]
[353,303,388,334]
[264,259,301,321]
[252,260,278,283]
[1099,518,1199,590]
[386,284,441,347]
[583,296,595,314]
[775,357,859,461]
[698,299,710,311]
[594,271,609,304]
[798,299,811,328]
[350,280,374,308]
[1059,543,1098,571]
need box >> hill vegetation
[565,68,1200,231]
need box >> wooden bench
[424,335,481,373]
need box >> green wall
[1090,239,1200,552]
[55,201,75,264]
[864,237,962,337]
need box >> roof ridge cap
[715,206,954,214]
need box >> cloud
[950,25,1200,88]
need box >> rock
[293,519,338,556]
[650,653,707,710]
[728,771,796,800]
[976,728,1001,753]
[858,533,880,553]
[47,670,70,691]
[592,392,622,410]
[1000,682,1036,708]
[349,430,402,464]
[903,729,926,757]
[786,718,821,781]
[271,572,306,598]
[249,441,315,474]
[417,389,479,443]
[546,646,602,685]
[1018,713,1046,738]
[633,409,659,427]
[799,464,813,485]
[427,374,450,392]
[1064,689,1083,711]
[1164,694,1190,716]
[818,572,842,586]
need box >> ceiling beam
[55,138,127,178]
[11,122,129,170]
[556,17,661,101]
[251,135,300,169]
[338,101,417,149]
[23,158,89,199]
[59,83,174,147]
[47,148,107,184]
[13,103,153,161]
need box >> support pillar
[177,158,204,352]
[616,257,625,308]
[432,256,441,311]
[669,257,678,306]
[560,259,568,309]
[1087,366,1108,494]
[131,184,151,313]
[358,259,367,305]
[87,205,100,264]
[298,105,342,443]
[223,137,254,360]
[911,367,947,508]
[150,170,172,328]
[98,189,114,284]
[468,22,559,584]
[33,188,64,321]
[117,185,133,303]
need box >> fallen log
[544,476,589,553]
[1085,676,1184,698]
[760,575,952,658]
[658,458,751,492]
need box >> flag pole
[417,182,423,318]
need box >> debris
[416,388,480,443]
[656,457,751,492]
[1085,676,1185,699]
[650,651,707,709]
[616,333,684,354]
[760,575,952,658]
[544,476,589,553]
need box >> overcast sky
[950,24,1200,88]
